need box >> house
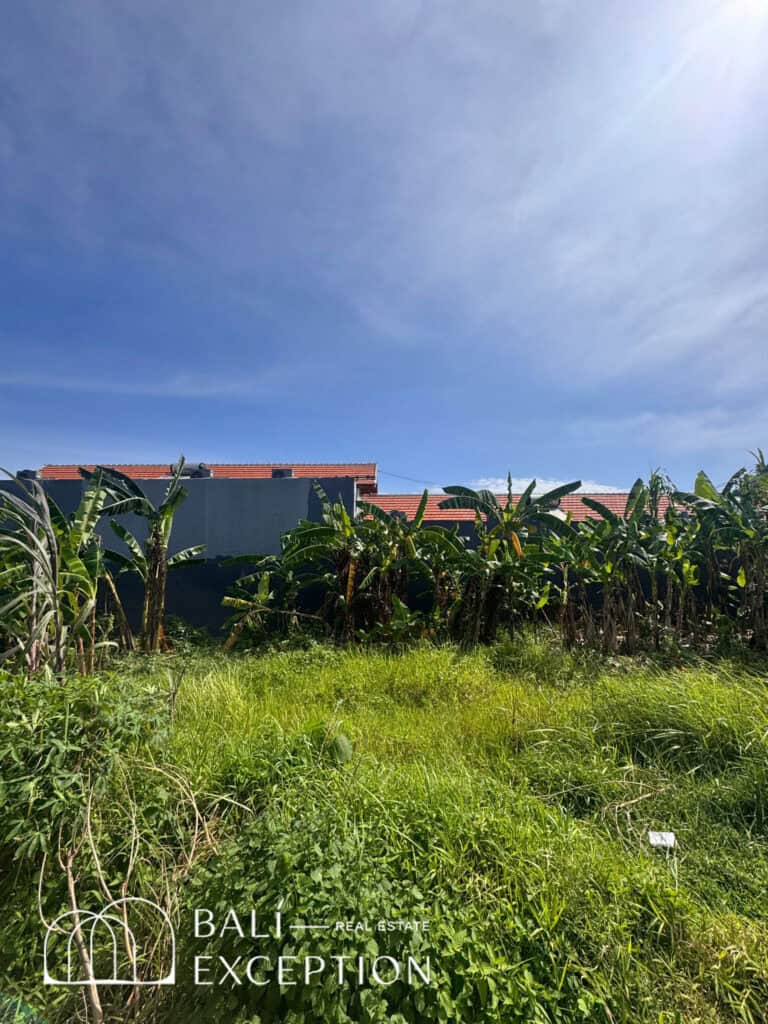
[365,492,667,523]
[6,462,377,631]
[40,462,378,498]
[5,461,654,630]
[31,463,654,524]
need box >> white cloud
[569,407,768,456]
[470,477,623,494]
[2,0,767,471]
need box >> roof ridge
[41,461,377,467]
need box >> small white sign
[648,830,676,850]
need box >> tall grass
[161,636,768,1021]
[2,634,767,1021]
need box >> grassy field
[3,635,768,1022]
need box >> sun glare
[735,0,768,17]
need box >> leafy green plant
[86,458,205,653]
[0,469,114,674]
[221,454,768,656]
[3,645,768,1021]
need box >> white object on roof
[648,830,676,850]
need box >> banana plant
[356,490,464,628]
[437,476,578,644]
[675,467,768,649]
[222,569,274,651]
[281,483,365,639]
[440,474,580,555]
[82,458,205,653]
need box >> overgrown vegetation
[3,454,768,668]
[225,456,768,656]
[0,459,203,671]
[2,455,768,1021]
[1,640,767,1022]
[0,468,115,675]
[87,461,205,653]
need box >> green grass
[160,638,768,1021]
[3,634,768,1022]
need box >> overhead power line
[379,469,444,489]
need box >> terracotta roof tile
[40,462,378,491]
[367,493,671,523]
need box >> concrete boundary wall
[0,474,356,630]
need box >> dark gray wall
[0,475,356,631]
[1,475,355,556]
[99,476,356,558]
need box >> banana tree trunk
[105,570,134,652]
[602,580,618,654]
[748,548,767,650]
[343,556,357,641]
[143,528,168,653]
[89,603,96,674]
[650,570,660,650]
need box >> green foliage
[303,719,354,764]
[0,670,169,863]
[587,672,768,774]
[0,469,113,674]
[161,644,768,1023]
[172,772,612,1023]
[93,458,206,653]
[0,994,46,1023]
[3,451,768,1022]
[2,645,768,1022]
[4,454,768,667]
[0,455,209,674]
[489,629,599,687]
[223,456,768,656]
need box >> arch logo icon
[43,897,175,987]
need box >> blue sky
[1,0,767,493]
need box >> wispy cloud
[470,477,623,494]
[570,406,768,457]
[2,362,325,400]
[1,0,766,482]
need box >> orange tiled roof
[367,493,671,523]
[41,462,378,493]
